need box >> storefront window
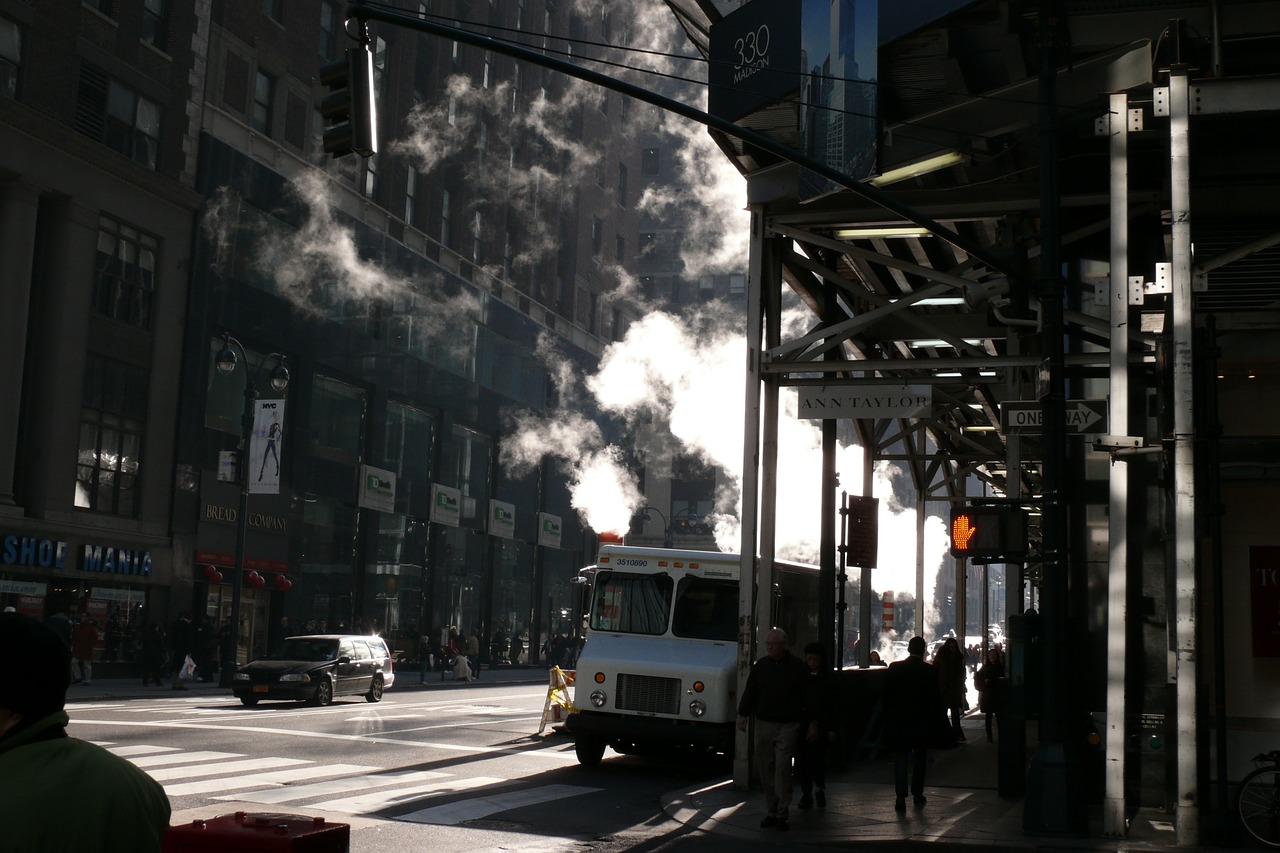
[489,538,533,664]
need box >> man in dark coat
[737,628,817,831]
[168,612,193,690]
[882,635,944,811]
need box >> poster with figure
[249,399,285,495]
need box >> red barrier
[162,812,349,852]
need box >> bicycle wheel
[1239,765,1280,848]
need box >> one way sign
[1000,399,1108,434]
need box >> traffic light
[948,505,1028,560]
[320,45,378,158]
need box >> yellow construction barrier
[537,666,575,735]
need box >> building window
[404,167,418,226]
[615,234,625,264]
[0,15,22,100]
[616,163,628,207]
[93,215,157,330]
[482,50,492,89]
[319,1,338,58]
[642,147,660,176]
[440,189,452,248]
[729,274,746,296]
[141,0,168,52]
[385,401,435,481]
[447,96,457,127]
[363,152,378,198]
[75,66,162,170]
[309,375,366,466]
[472,210,483,264]
[84,0,116,16]
[262,0,282,23]
[591,217,603,256]
[252,70,273,134]
[76,354,147,516]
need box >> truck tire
[574,735,607,767]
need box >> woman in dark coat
[934,636,968,741]
[974,647,1007,742]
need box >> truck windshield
[671,576,738,641]
[589,571,672,635]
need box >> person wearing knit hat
[0,612,171,851]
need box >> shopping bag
[180,654,197,681]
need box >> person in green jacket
[0,611,171,853]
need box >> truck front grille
[616,673,681,715]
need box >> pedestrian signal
[948,505,1028,560]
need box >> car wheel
[574,735,607,767]
[366,676,384,703]
[311,677,334,706]
[240,696,260,707]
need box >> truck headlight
[590,690,607,708]
[689,699,706,717]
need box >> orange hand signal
[952,514,978,549]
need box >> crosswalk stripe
[164,763,379,797]
[397,784,603,825]
[213,769,450,805]
[129,750,243,767]
[102,744,181,757]
[308,776,508,814]
[146,756,312,781]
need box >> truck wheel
[574,735,607,767]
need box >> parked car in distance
[232,634,396,707]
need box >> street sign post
[1001,399,1108,434]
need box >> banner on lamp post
[248,399,285,494]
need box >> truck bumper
[565,709,733,752]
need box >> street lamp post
[215,334,288,686]
[642,506,672,548]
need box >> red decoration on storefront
[247,570,265,589]
[203,565,224,584]
[274,574,293,591]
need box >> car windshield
[265,638,339,662]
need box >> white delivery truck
[564,544,817,766]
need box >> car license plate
[253,685,269,693]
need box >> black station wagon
[232,634,396,706]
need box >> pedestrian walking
[169,612,193,690]
[70,614,99,686]
[736,628,817,831]
[882,635,945,812]
[974,647,1007,742]
[935,636,968,741]
[141,623,167,686]
[796,641,836,810]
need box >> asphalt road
[65,683,752,853]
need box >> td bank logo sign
[537,513,562,549]
[431,484,461,527]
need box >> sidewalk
[660,713,1220,852]
[67,665,552,702]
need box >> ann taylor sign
[797,385,931,420]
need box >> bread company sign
[796,385,932,420]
